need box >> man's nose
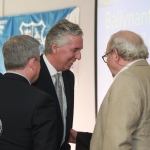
[75,51,81,60]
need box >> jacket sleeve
[76,132,92,150]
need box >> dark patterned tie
[54,73,63,115]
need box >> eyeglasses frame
[102,49,113,63]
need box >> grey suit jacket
[90,60,150,150]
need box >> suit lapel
[39,55,63,117]
[40,55,57,99]
[62,71,74,142]
[62,72,71,110]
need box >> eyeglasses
[102,49,113,63]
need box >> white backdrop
[97,0,150,111]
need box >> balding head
[107,30,149,61]
[105,30,149,77]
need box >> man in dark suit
[33,19,90,150]
[0,35,57,150]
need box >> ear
[28,58,36,71]
[51,43,57,54]
[112,48,120,63]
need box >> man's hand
[68,129,77,143]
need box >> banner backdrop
[0,6,79,73]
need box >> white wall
[0,0,96,149]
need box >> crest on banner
[19,20,46,47]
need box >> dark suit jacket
[0,73,57,150]
[33,55,74,150]
[0,73,3,78]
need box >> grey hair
[43,19,83,54]
[108,30,149,60]
[2,35,40,70]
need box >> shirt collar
[43,54,62,76]
[114,59,145,81]
[5,71,31,84]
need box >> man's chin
[112,73,115,77]
[63,66,72,71]
[59,64,73,71]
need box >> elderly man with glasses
[90,30,150,150]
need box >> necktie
[54,73,63,115]
[54,73,66,146]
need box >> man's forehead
[106,45,110,52]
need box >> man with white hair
[90,30,150,150]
